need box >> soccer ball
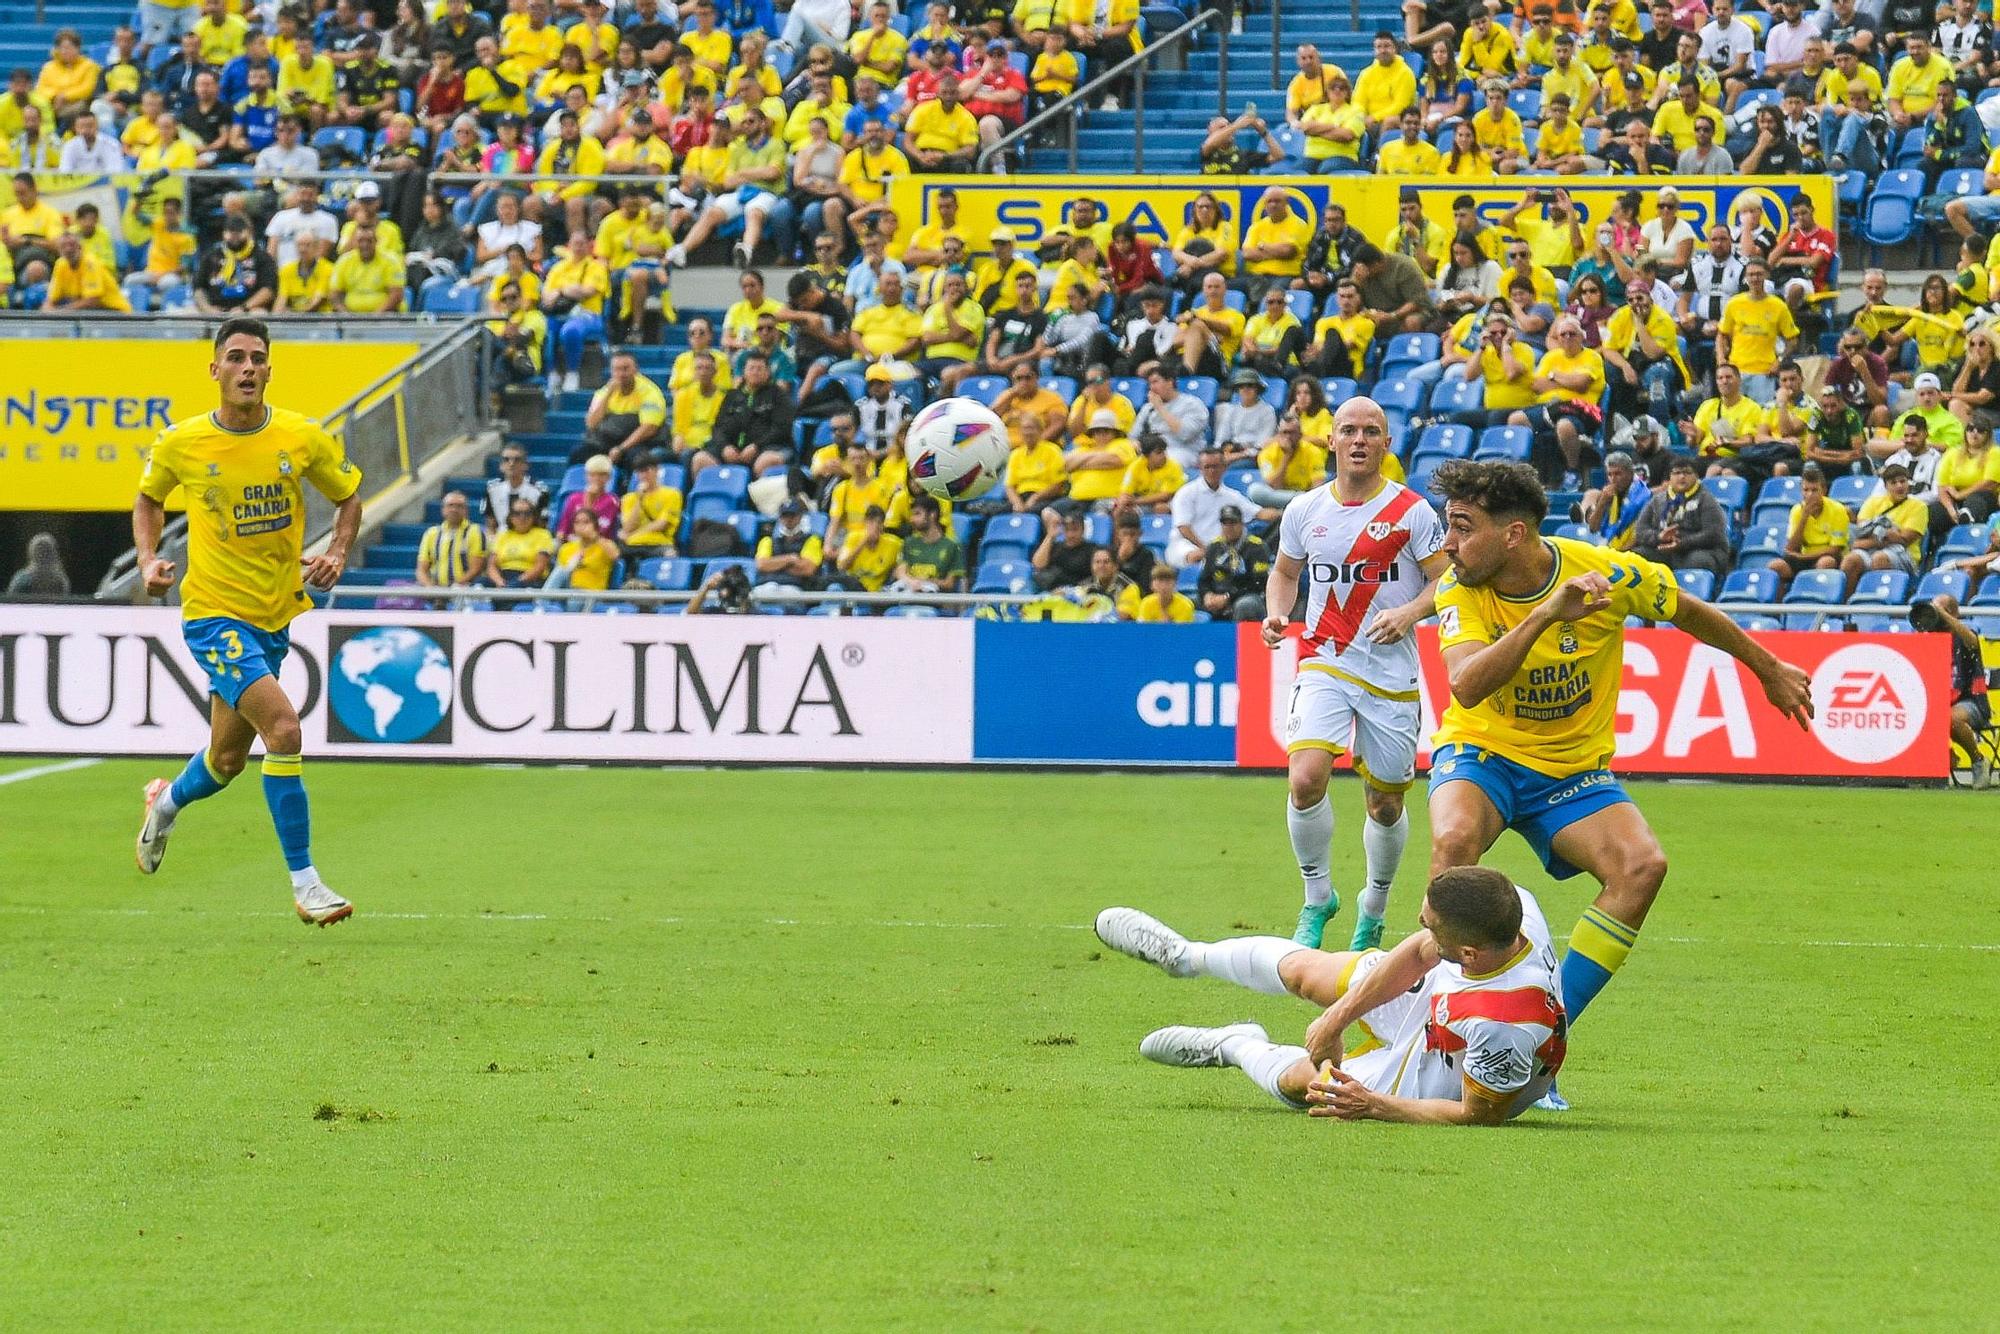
[906,397,1010,501]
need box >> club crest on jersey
[1558,623,1579,655]
[276,450,294,477]
[1365,521,1393,541]
[205,462,221,478]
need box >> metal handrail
[977,6,1231,174]
[320,584,1053,611]
[19,167,678,188]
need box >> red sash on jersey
[1424,985,1568,1074]
[1301,487,1422,658]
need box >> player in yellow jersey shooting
[1425,460,1813,1101]
[132,317,363,926]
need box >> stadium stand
[7,0,2000,626]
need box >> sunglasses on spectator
[1012,370,1036,380]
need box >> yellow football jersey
[138,407,361,631]
[1434,537,1679,777]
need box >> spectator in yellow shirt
[1840,462,1929,588]
[542,229,612,391]
[836,505,904,591]
[1886,35,1955,128]
[1507,316,1604,486]
[1353,31,1418,136]
[1250,414,1327,510]
[1377,106,1443,173]
[1766,465,1849,591]
[274,232,334,313]
[417,492,490,588]
[903,79,980,172]
[35,30,100,121]
[531,108,608,241]
[44,232,130,312]
[672,351,729,454]
[329,224,405,313]
[194,0,248,66]
[847,2,908,84]
[1471,79,1526,172]
[1030,27,1079,109]
[1118,434,1186,513]
[502,0,567,75]
[278,34,338,128]
[1173,271,1247,379]
[1541,32,1599,119]
[1300,74,1370,172]
[1717,259,1800,400]
[1285,44,1343,131]
[125,196,195,310]
[618,453,684,562]
[1458,9,1517,79]
[1004,413,1071,512]
[1067,408,1139,506]
[1133,563,1196,622]
[1237,188,1313,300]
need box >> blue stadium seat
[1084,513,1112,547]
[1914,569,1971,603]
[1045,375,1079,402]
[685,493,736,528]
[1676,569,1716,602]
[1703,475,1748,516]
[1112,376,1148,405]
[1756,476,1802,510]
[1379,333,1440,375]
[1892,126,1928,168]
[1176,376,1219,408]
[1829,474,1875,510]
[1848,613,1904,633]
[1140,512,1174,548]
[638,557,695,589]
[1552,523,1593,544]
[1407,450,1453,496]
[1177,563,1203,593]
[1737,522,1786,559]
[1221,289,1247,314]
[1372,376,1423,415]
[1860,170,1926,256]
[1508,89,1541,122]
[1474,426,1531,462]
[1730,613,1783,631]
[1784,570,1845,606]
[1223,461,1258,493]
[1417,423,1474,459]
[724,510,763,550]
[973,559,1033,594]
[1320,377,1358,403]
[885,604,939,617]
[690,465,750,505]
[701,556,757,583]
[1750,499,1796,527]
[1934,522,1992,564]
[1847,570,1911,606]
[1429,374,1483,416]
[311,126,365,163]
[1971,579,2000,608]
[1284,290,1315,326]
[979,512,1040,562]
[1929,167,1984,210]
[1835,169,1868,226]
[1719,569,1778,604]
[960,374,1008,407]
[1261,375,1291,408]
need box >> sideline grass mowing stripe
[0,762,1992,1329]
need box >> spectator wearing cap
[1065,408,1139,511]
[618,452,685,573]
[193,213,277,312]
[1131,367,1211,471]
[1579,450,1653,550]
[961,40,1028,156]
[1213,367,1280,458]
[1167,444,1255,565]
[1632,454,1732,577]
[418,491,490,589]
[1198,504,1274,622]
[1117,434,1187,515]
[1002,412,1071,516]
[1596,40,1656,129]
[756,498,828,589]
[333,32,397,133]
[338,181,405,259]
[1840,462,1929,591]
[1112,286,1177,379]
[893,493,965,593]
[973,228,1037,312]
[1033,507,1099,590]
[853,362,914,452]
[1133,563,1196,623]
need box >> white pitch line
[0,758,102,787]
[0,904,1994,951]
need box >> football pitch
[2,760,1993,1330]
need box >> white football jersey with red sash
[1340,886,1568,1120]
[1277,478,1444,694]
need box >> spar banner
[0,607,973,763]
[1236,624,1952,780]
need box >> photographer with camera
[1910,591,1995,788]
[687,561,756,614]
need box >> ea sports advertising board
[0,609,1948,778]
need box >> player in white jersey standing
[1261,397,1450,951]
[1093,866,1567,1125]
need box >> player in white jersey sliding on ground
[1094,866,1566,1124]
[1262,396,1450,951]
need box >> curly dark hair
[1430,459,1548,526]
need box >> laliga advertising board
[1235,625,1951,780]
[0,607,974,763]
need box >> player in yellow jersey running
[132,317,364,927]
[1425,460,1812,1085]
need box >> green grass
[1,762,1993,1329]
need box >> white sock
[1288,794,1336,905]
[1221,1034,1311,1109]
[289,866,319,893]
[154,790,180,821]
[1359,810,1408,918]
[1185,936,1298,996]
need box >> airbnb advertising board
[1236,625,1951,780]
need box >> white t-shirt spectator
[1213,398,1277,452]
[1167,476,1253,564]
[1698,16,1756,69]
[1640,217,1699,267]
[1762,15,1814,71]
[475,218,542,278]
[254,141,320,188]
[58,132,127,173]
[1133,391,1211,470]
[266,204,340,267]
[1676,144,1734,174]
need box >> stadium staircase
[0,2,129,73]
[1022,0,1396,174]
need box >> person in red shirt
[1769,194,1837,325]
[1106,223,1163,319]
[961,40,1028,150]
[904,38,955,107]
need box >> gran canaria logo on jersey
[233,481,294,537]
[1513,661,1592,722]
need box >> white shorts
[1332,948,1436,1095]
[708,190,778,221]
[1284,667,1419,791]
